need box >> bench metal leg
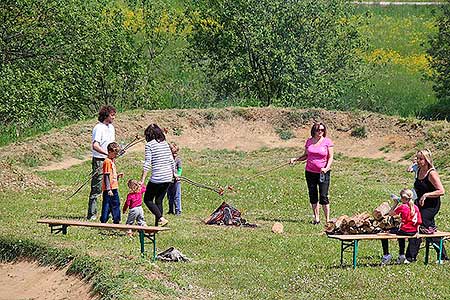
[138,231,157,262]
[340,240,358,269]
[353,240,359,269]
[438,238,444,265]
[49,224,68,235]
[425,239,430,265]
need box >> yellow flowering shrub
[364,48,432,75]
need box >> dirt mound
[0,161,50,193]
[0,107,448,190]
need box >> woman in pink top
[290,122,334,224]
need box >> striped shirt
[143,140,175,183]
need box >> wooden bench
[38,219,170,261]
[327,231,450,269]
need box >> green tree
[188,0,367,108]
[0,0,178,136]
[427,1,450,119]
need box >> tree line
[1,0,449,139]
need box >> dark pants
[87,157,104,219]
[144,181,170,226]
[406,199,448,260]
[381,228,416,256]
[305,170,330,205]
[100,189,121,224]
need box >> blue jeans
[100,189,121,224]
[167,181,182,214]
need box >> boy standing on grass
[100,142,123,224]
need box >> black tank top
[414,169,440,209]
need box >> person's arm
[419,170,445,205]
[290,150,307,164]
[92,141,108,156]
[389,203,401,216]
[123,195,130,214]
[140,143,151,185]
[321,146,334,173]
[104,173,113,196]
[140,170,148,186]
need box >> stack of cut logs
[325,201,401,235]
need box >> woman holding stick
[139,124,176,226]
[290,122,334,225]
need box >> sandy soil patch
[0,261,98,300]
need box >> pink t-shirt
[394,203,422,233]
[123,185,146,212]
[305,137,334,173]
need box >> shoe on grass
[381,254,392,266]
[158,217,169,227]
[396,255,409,264]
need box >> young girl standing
[381,188,422,265]
[123,179,147,235]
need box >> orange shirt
[102,158,119,191]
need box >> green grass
[1,147,450,299]
[354,5,440,117]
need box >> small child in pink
[123,179,147,235]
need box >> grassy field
[1,147,450,299]
[356,5,439,117]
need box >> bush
[351,125,367,138]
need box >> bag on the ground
[157,247,190,262]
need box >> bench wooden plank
[327,231,450,269]
[328,231,450,241]
[38,218,170,261]
[37,218,170,233]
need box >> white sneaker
[381,254,392,265]
[397,255,407,264]
[158,217,169,227]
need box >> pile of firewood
[325,202,401,235]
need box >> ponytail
[408,199,415,216]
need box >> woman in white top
[139,124,175,226]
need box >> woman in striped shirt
[139,124,176,226]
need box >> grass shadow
[40,214,85,220]
[255,216,306,224]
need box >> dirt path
[34,109,423,172]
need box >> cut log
[335,215,349,228]
[324,201,404,235]
[373,202,391,221]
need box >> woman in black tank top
[406,149,447,261]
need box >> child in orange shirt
[100,142,123,224]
